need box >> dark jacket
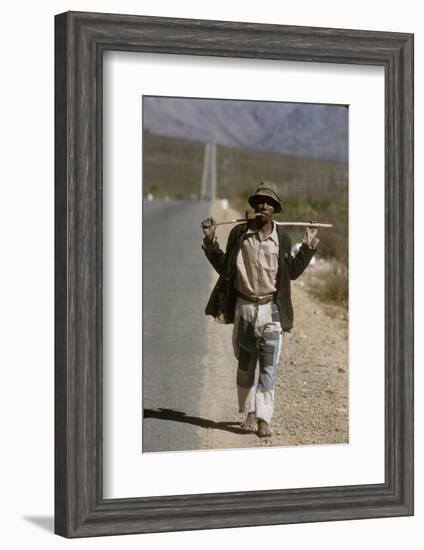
[202,222,316,332]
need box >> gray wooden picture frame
[54,11,414,538]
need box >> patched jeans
[232,296,282,424]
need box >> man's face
[253,197,275,222]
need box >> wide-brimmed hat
[248,181,282,213]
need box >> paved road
[200,143,217,201]
[143,199,212,452]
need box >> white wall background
[0,1,420,548]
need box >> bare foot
[257,420,272,438]
[241,412,257,432]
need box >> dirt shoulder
[198,202,348,450]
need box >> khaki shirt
[234,222,279,299]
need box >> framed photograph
[55,11,414,537]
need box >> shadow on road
[144,408,252,435]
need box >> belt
[238,292,274,305]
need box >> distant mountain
[143,97,348,163]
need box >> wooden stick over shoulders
[274,221,333,228]
[214,214,333,228]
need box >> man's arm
[201,217,235,276]
[287,225,319,280]
[202,236,227,275]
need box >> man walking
[201,182,319,437]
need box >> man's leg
[256,305,282,437]
[237,345,258,430]
[235,315,259,430]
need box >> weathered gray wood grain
[55,11,414,538]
